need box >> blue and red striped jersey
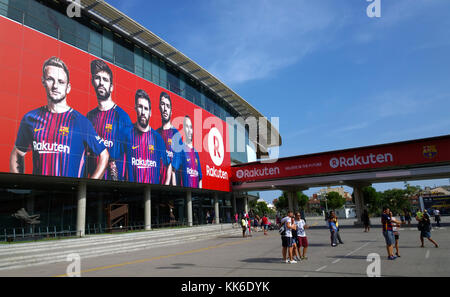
[157,126,182,184]
[127,125,169,184]
[15,106,106,178]
[179,144,202,188]
[86,104,132,180]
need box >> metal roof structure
[68,0,281,158]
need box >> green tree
[362,186,382,215]
[380,189,410,215]
[325,191,346,210]
[274,192,289,211]
[296,191,309,210]
[253,201,275,217]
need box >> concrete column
[288,192,294,212]
[144,186,151,230]
[186,190,193,227]
[76,182,87,237]
[214,193,220,224]
[232,194,237,217]
[244,196,248,214]
[292,191,299,213]
[352,185,366,226]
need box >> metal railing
[1,219,194,243]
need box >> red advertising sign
[0,16,231,192]
[232,136,450,183]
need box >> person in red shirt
[262,214,269,235]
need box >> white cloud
[189,0,343,85]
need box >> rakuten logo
[187,167,199,177]
[206,165,228,180]
[33,141,70,154]
[329,153,394,169]
[96,136,113,148]
[235,167,280,179]
[132,158,157,169]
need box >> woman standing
[391,211,402,257]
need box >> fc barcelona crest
[105,123,113,133]
[148,144,154,152]
[423,145,437,159]
[59,126,69,136]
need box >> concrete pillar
[144,186,151,230]
[352,185,366,226]
[76,182,87,237]
[186,190,193,227]
[214,193,220,224]
[288,192,294,212]
[244,196,248,214]
[232,194,237,217]
[292,191,299,213]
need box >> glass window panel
[143,51,152,81]
[24,1,58,38]
[167,66,180,95]
[102,27,114,62]
[113,33,134,72]
[89,29,102,57]
[151,55,159,85]
[179,73,186,98]
[7,0,27,23]
[134,46,143,77]
[1,0,10,17]
[159,59,167,89]
[75,19,90,52]
[58,12,77,47]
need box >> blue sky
[105,0,450,202]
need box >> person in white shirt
[294,212,309,260]
[390,211,402,257]
[280,210,297,264]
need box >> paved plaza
[0,217,448,277]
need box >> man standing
[127,89,171,184]
[434,209,441,227]
[10,56,108,178]
[281,211,297,264]
[157,92,182,185]
[179,115,202,188]
[381,206,401,260]
[87,59,132,181]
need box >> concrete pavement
[0,218,448,277]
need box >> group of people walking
[240,212,270,237]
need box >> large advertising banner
[0,16,231,192]
[232,136,450,183]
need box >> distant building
[311,186,355,218]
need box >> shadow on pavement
[240,258,285,264]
